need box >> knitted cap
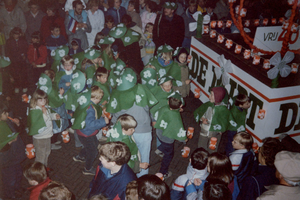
[211,87,227,104]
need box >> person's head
[4,0,16,6]
[110,0,121,9]
[232,131,253,151]
[122,14,132,27]
[144,23,153,34]
[198,0,206,8]
[146,1,156,13]
[127,0,137,12]
[207,152,233,185]
[0,102,9,121]
[274,151,300,186]
[160,80,172,93]
[105,15,115,29]
[209,87,227,105]
[71,39,79,50]
[234,94,251,109]
[258,137,283,167]
[176,48,189,64]
[73,0,84,15]
[31,31,41,44]
[87,0,99,12]
[50,24,61,37]
[137,174,170,200]
[168,97,182,110]
[161,51,173,62]
[39,181,72,200]
[203,180,232,200]
[205,1,216,14]
[96,67,109,84]
[187,0,197,14]
[163,2,177,18]
[99,141,131,167]
[91,85,104,105]
[94,32,105,45]
[44,69,56,82]
[61,55,75,71]
[117,114,137,135]
[10,27,22,40]
[30,89,48,108]
[139,0,147,6]
[190,147,209,170]
[164,7,174,17]
[46,4,58,17]
[89,194,108,200]
[126,180,138,200]
[28,0,40,14]
[23,162,47,186]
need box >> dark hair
[23,162,47,183]
[137,174,170,200]
[234,94,250,107]
[105,15,115,24]
[205,0,216,9]
[203,180,232,200]
[168,97,182,110]
[72,0,83,8]
[71,40,79,46]
[28,0,40,7]
[39,181,72,200]
[31,31,41,40]
[94,32,104,45]
[99,142,131,165]
[191,147,209,170]
[146,1,157,13]
[46,4,59,15]
[121,14,132,26]
[50,23,61,32]
[128,0,139,13]
[10,27,22,38]
[0,102,9,116]
[108,0,122,8]
[260,137,283,168]
[96,66,108,77]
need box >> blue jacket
[88,163,137,199]
[105,6,126,25]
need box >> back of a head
[234,131,253,151]
[203,180,232,200]
[99,142,131,165]
[117,114,137,130]
[168,97,182,110]
[23,162,47,183]
[260,137,283,168]
[191,147,209,170]
[39,181,72,200]
[137,174,170,200]
[122,14,133,26]
[72,0,83,8]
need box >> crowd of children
[0,0,299,200]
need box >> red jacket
[40,15,67,42]
[28,177,52,200]
[27,44,47,65]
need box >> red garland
[229,0,300,56]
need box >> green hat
[109,23,127,38]
[158,75,174,85]
[84,48,102,60]
[113,58,126,76]
[77,88,91,109]
[162,2,178,10]
[71,70,86,94]
[116,68,137,91]
[120,29,141,47]
[0,56,11,68]
[98,36,115,45]
[156,44,174,55]
[51,45,69,61]
[37,73,52,95]
[141,68,157,89]
[168,90,184,106]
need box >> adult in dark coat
[153,2,185,52]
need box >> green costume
[50,45,69,72]
[93,81,110,106]
[154,105,187,141]
[140,67,157,90]
[230,105,247,132]
[106,121,140,172]
[0,121,19,150]
[27,109,47,136]
[72,51,86,71]
[0,56,11,95]
[98,36,116,70]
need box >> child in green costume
[153,91,187,179]
[27,89,60,166]
[194,87,237,153]
[93,67,110,108]
[107,114,149,173]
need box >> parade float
[189,0,300,143]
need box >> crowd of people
[0,0,299,200]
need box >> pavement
[0,91,203,200]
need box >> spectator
[153,2,185,52]
[181,0,197,48]
[257,151,300,200]
[64,0,86,12]
[40,4,67,43]
[86,0,105,47]
[65,0,92,50]
[16,0,30,12]
[46,25,68,54]
[197,0,206,13]
[101,15,115,36]
[127,0,142,29]
[140,0,157,32]
[142,22,155,65]
[24,0,46,43]
[214,0,229,20]
[138,0,148,16]
[106,0,127,25]
[0,0,27,39]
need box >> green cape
[0,121,19,150]
[93,81,110,106]
[147,57,174,79]
[150,85,173,115]
[230,105,248,132]
[27,109,47,136]
[101,51,116,70]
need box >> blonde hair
[161,52,172,62]
[89,194,108,200]
[144,23,154,34]
[233,132,253,151]
[126,180,138,200]
[144,64,156,70]
[23,162,47,183]
[101,44,113,58]
[99,142,131,165]
[61,55,74,65]
[82,57,97,71]
[117,114,137,131]
[44,69,56,81]
[87,0,99,10]
[30,89,48,108]
[91,85,104,100]
[39,181,72,200]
